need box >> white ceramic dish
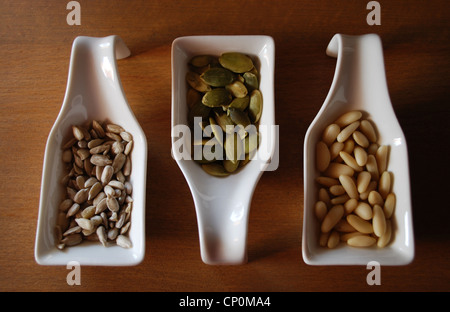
[35,35,147,266]
[302,34,415,265]
[171,35,276,264]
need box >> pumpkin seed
[202,88,232,107]
[200,67,234,87]
[223,159,240,173]
[224,132,244,164]
[214,111,234,133]
[190,55,214,67]
[219,52,254,73]
[243,72,259,91]
[186,71,211,92]
[229,96,249,111]
[188,100,211,125]
[187,88,202,110]
[244,132,259,154]
[228,107,251,129]
[201,163,230,177]
[249,89,263,123]
[209,116,224,146]
[225,80,248,98]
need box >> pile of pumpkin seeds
[186,52,263,177]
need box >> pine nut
[337,121,360,142]
[359,119,377,143]
[314,201,328,221]
[373,204,387,237]
[378,171,391,199]
[347,213,373,234]
[384,193,396,219]
[347,235,376,247]
[377,219,392,247]
[339,151,363,172]
[376,145,389,173]
[339,175,359,199]
[354,202,373,220]
[316,141,330,172]
[334,111,362,127]
[354,146,368,166]
[356,171,371,193]
[324,162,354,179]
[322,124,341,146]
[321,205,344,233]
[327,230,340,248]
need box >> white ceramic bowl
[171,36,276,264]
[302,34,415,265]
[35,36,147,266]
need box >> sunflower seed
[72,126,84,141]
[88,182,102,200]
[75,218,94,231]
[112,153,126,173]
[90,154,112,166]
[63,226,81,236]
[101,165,114,186]
[116,235,132,248]
[73,188,89,204]
[106,197,119,212]
[61,234,83,247]
[59,198,73,212]
[120,131,133,142]
[96,225,107,247]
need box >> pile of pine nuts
[314,111,395,248]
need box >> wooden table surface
[1,0,449,293]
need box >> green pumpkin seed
[223,159,240,173]
[228,107,251,129]
[225,80,248,98]
[189,55,214,67]
[219,52,254,73]
[186,71,211,92]
[202,88,232,108]
[248,89,263,123]
[188,100,211,126]
[239,153,251,168]
[224,132,244,164]
[209,116,224,146]
[201,163,230,177]
[243,72,259,91]
[187,88,202,110]
[200,67,234,87]
[214,111,234,134]
[244,132,259,154]
[228,96,249,111]
[193,138,222,162]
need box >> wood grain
[0,0,449,292]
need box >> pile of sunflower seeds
[55,120,133,249]
[186,52,263,177]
